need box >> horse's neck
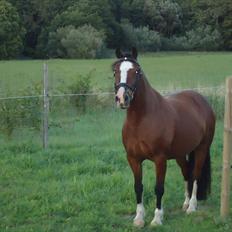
[127,75,163,119]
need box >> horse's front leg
[151,155,167,226]
[127,156,145,228]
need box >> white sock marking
[133,203,145,227]
[151,208,163,226]
[187,180,197,214]
[183,181,190,211]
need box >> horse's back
[166,90,215,121]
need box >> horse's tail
[187,149,211,200]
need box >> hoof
[150,219,162,227]
[133,219,145,228]
[186,197,197,214]
[182,203,189,211]
[186,206,196,214]
[150,208,163,226]
[133,204,145,228]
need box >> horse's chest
[124,140,152,159]
[122,125,162,157]
[125,136,152,156]
[122,113,174,158]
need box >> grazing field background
[1,52,232,92]
[0,52,232,231]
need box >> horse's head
[112,47,142,109]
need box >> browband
[112,56,140,68]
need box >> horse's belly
[170,128,202,156]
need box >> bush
[19,82,42,130]
[206,94,224,121]
[0,82,42,138]
[186,26,222,51]
[68,71,93,113]
[161,36,189,51]
[162,26,222,51]
[47,25,105,58]
[0,95,21,138]
[122,22,161,51]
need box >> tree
[221,0,232,49]
[189,0,232,50]
[0,0,25,59]
[8,0,75,57]
[2,0,232,57]
[122,21,161,51]
[143,0,183,37]
[37,0,117,55]
[47,25,105,58]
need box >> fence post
[220,77,232,218]
[43,63,49,149]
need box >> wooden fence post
[43,63,49,149]
[220,77,232,218]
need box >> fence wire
[0,85,225,147]
[0,85,225,101]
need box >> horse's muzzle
[115,90,131,109]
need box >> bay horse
[112,48,215,227]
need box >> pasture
[1,52,232,92]
[0,52,232,231]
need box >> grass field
[1,52,232,94]
[0,52,232,231]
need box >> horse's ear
[115,48,123,58]
[131,47,138,60]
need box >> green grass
[0,52,232,231]
[0,52,232,94]
[0,109,231,231]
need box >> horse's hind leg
[150,155,167,226]
[127,156,145,227]
[176,157,190,211]
[186,144,211,214]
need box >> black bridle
[113,57,142,102]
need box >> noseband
[114,57,142,101]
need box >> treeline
[0,0,232,59]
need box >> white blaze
[116,61,133,105]
[120,61,133,83]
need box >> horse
[112,48,215,227]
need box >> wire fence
[0,63,226,148]
[0,86,224,100]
